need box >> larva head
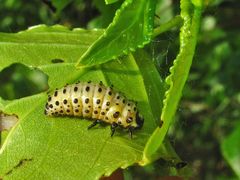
[126,111,144,130]
[119,102,144,129]
[135,111,144,129]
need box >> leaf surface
[0,25,167,179]
[221,123,240,178]
[142,0,203,163]
[76,0,156,67]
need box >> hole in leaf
[51,59,64,63]
[0,111,19,132]
[0,63,49,100]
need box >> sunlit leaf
[0,25,171,179]
[76,0,156,67]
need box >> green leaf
[105,0,119,5]
[133,50,165,125]
[0,25,103,71]
[76,0,156,67]
[221,123,240,178]
[0,25,169,179]
[89,0,122,28]
[142,0,203,163]
[51,0,74,13]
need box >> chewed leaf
[76,0,156,67]
[0,26,172,179]
[0,25,103,71]
[0,112,18,131]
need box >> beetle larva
[44,81,144,137]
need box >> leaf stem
[152,15,183,38]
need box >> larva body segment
[45,81,144,137]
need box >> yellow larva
[44,81,144,137]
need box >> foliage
[0,25,175,179]
[77,0,156,67]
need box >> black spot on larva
[55,101,59,106]
[106,102,110,106]
[113,111,120,118]
[63,89,66,94]
[98,106,101,109]
[75,109,79,113]
[127,103,130,106]
[88,81,91,83]
[85,110,90,113]
[117,96,120,99]
[54,108,57,111]
[88,105,91,108]
[67,105,70,107]
[96,99,101,104]
[63,99,67,104]
[128,109,131,112]
[51,112,54,115]
[67,109,70,113]
[60,110,63,113]
[123,99,126,103]
[54,91,58,97]
[48,97,51,102]
[118,121,122,125]
[85,86,90,92]
[78,105,80,107]
[74,98,78,104]
[60,106,63,108]
[85,98,89,104]
[54,112,58,115]
[106,108,109,111]
[74,87,78,92]
[98,88,102,92]
[116,103,119,105]
[127,117,133,123]
[49,104,53,108]
[105,117,109,120]
[108,91,112,96]
[94,110,98,114]
[45,103,48,108]
[101,112,105,115]
[51,59,64,63]
[134,107,137,111]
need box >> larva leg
[110,122,118,137]
[88,120,101,129]
[128,127,134,139]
